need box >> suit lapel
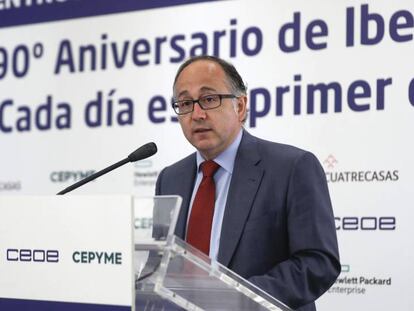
[218,131,263,266]
[174,154,197,239]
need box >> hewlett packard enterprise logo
[134,160,158,187]
[328,263,392,296]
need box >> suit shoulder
[252,136,325,180]
[254,136,310,161]
[156,153,196,195]
[160,153,196,176]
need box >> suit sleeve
[248,152,340,310]
[155,167,165,195]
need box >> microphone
[57,142,157,195]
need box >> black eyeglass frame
[171,94,237,115]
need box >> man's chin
[193,141,214,151]
[191,141,217,158]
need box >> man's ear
[236,95,248,123]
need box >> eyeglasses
[171,94,237,115]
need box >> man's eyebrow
[177,90,190,98]
[199,86,217,93]
[177,86,218,98]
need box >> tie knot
[201,160,220,177]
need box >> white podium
[0,195,292,311]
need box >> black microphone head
[128,142,157,162]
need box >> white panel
[0,195,133,306]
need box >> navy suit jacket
[155,131,340,310]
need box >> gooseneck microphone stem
[56,142,157,195]
[57,158,129,195]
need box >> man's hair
[173,55,247,96]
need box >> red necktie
[186,160,220,255]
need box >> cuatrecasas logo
[323,154,399,183]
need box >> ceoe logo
[6,248,59,263]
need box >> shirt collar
[196,129,243,174]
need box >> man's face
[174,60,247,160]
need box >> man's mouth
[193,128,211,134]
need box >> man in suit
[155,55,340,310]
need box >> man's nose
[191,102,206,120]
